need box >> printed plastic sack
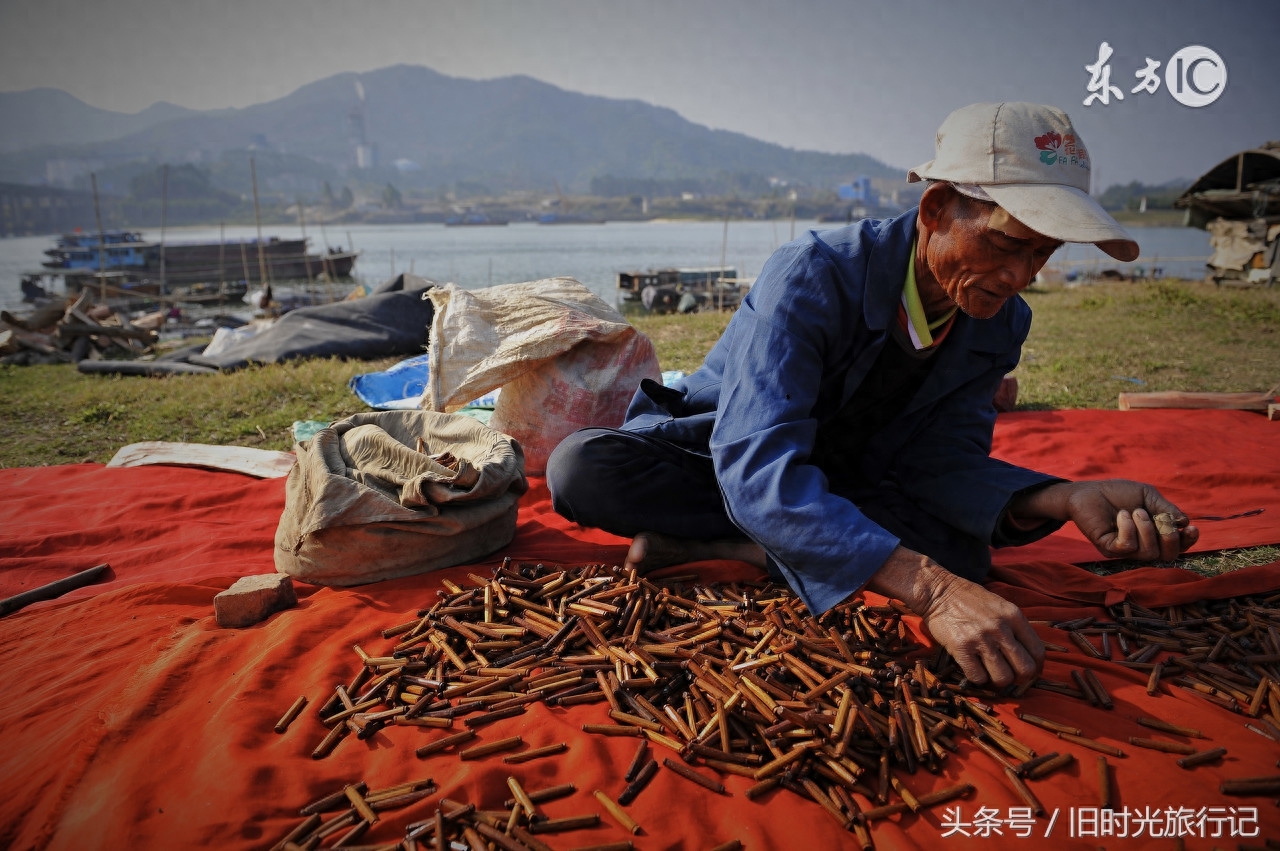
[350,354,502,412]
[421,278,660,474]
[350,353,433,410]
[274,410,527,586]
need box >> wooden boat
[1175,142,1280,285]
[41,230,359,292]
[1175,142,1280,226]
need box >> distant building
[45,158,103,190]
[837,176,878,206]
[1,182,109,235]
[348,86,377,170]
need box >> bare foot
[624,531,767,574]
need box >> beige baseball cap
[908,102,1140,262]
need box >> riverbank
[2,278,1276,574]
[3,278,1275,467]
[1110,209,1186,227]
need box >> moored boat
[1175,141,1280,285]
[40,229,359,294]
[616,266,750,313]
[444,212,509,226]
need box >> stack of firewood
[0,292,161,366]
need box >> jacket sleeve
[889,309,1065,547]
[709,244,901,616]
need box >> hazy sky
[1,0,1276,186]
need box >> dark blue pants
[546,427,992,582]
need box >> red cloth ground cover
[990,409,1279,565]
[1,409,1277,850]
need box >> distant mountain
[0,65,902,193]
[0,88,203,154]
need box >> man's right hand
[918,571,1045,688]
[864,546,1044,688]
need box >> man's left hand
[1011,479,1199,563]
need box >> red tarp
[1,409,1278,851]
[990,409,1279,565]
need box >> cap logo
[1034,131,1090,170]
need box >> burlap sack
[420,278,660,474]
[274,410,527,585]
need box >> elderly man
[547,102,1199,688]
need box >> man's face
[925,198,1063,319]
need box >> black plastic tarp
[188,281,436,371]
[369,272,437,295]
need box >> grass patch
[1082,545,1279,578]
[630,311,733,375]
[4,279,1276,461]
[1015,279,1280,409]
[0,355,400,467]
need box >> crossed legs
[546,426,990,583]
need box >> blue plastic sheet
[351,360,682,413]
[350,355,501,416]
[349,353,432,410]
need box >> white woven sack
[421,277,659,474]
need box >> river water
[0,218,1211,312]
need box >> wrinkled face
[925,197,1063,319]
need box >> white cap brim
[982,183,1139,262]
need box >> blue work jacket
[621,208,1059,614]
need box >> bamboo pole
[218,221,226,294]
[90,173,107,303]
[317,219,335,281]
[719,214,729,312]
[67,277,183,305]
[296,198,315,289]
[159,163,168,295]
[239,240,251,291]
[249,157,270,287]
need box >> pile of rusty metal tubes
[271,780,674,851]
[1024,593,1280,808]
[266,560,1280,850]
[1038,594,1280,738]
